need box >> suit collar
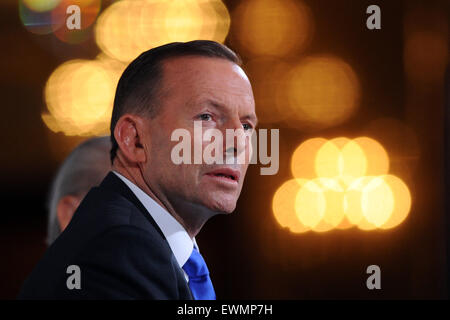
[99,171,166,240]
[111,171,195,270]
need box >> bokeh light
[19,1,60,35]
[378,175,411,230]
[42,0,230,137]
[244,58,292,124]
[230,0,314,57]
[353,137,389,176]
[22,0,62,12]
[275,137,411,233]
[291,137,327,180]
[159,1,204,42]
[202,0,231,43]
[314,138,345,178]
[285,55,360,131]
[315,138,367,182]
[273,179,310,234]
[95,52,128,82]
[42,57,125,136]
[345,176,373,226]
[361,176,394,227]
[19,0,101,43]
[314,178,346,229]
[51,0,102,44]
[95,0,230,63]
[295,179,326,228]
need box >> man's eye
[242,123,253,131]
[199,114,212,121]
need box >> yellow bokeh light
[315,138,367,180]
[286,55,360,131]
[379,175,411,229]
[335,217,354,230]
[356,218,378,231]
[353,137,389,176]
[314,178,345,229]
[295,180,326,228]
[332,137,352,149]
[95,0,146,63]
[272,179,310,233]
[95,0,231,63]
[362,177,395,227]
[315,139,343,178]
[291,137,327,180]
[344,176,371,226]
[163,0,204,41]
[340,139,367,179]
[96,53,128,84]
[231,0,313,57]
[310,220,335,233]
[23,0,61,12]
[274,136,412,233]
[43,59,120,136]
[205,0,232,43]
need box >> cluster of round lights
[273,137,411,233]
[19,0,101,44]
[42,54,127,136]
[40,0,230,136]
[95,0,230,62]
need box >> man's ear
[114,114,147,163]
[56,195,82,232]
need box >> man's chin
[203,197,237,215]
[192,187,238,212]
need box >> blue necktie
[182,248,216,300]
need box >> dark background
[1,0,449,299]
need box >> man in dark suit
[19,40,257,299]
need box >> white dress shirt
[113,171,196,281]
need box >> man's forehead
[161,56,249,84]
[161,56,255,108]
[187,91,254,109]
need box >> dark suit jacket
[18,172,193,300]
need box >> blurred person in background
[46,136,111,245]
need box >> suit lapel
[99,172,166,239]
[99,171,193,300]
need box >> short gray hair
[46,136,111,245]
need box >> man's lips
[204,167,241,183]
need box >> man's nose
[223,119,247,159]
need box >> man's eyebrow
[205,99,258,126]
[242,113,258,127]
[204,99,227,112]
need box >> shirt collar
[113,171,194,268]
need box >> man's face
[141,56,256,214]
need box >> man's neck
[112,160,211,238]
